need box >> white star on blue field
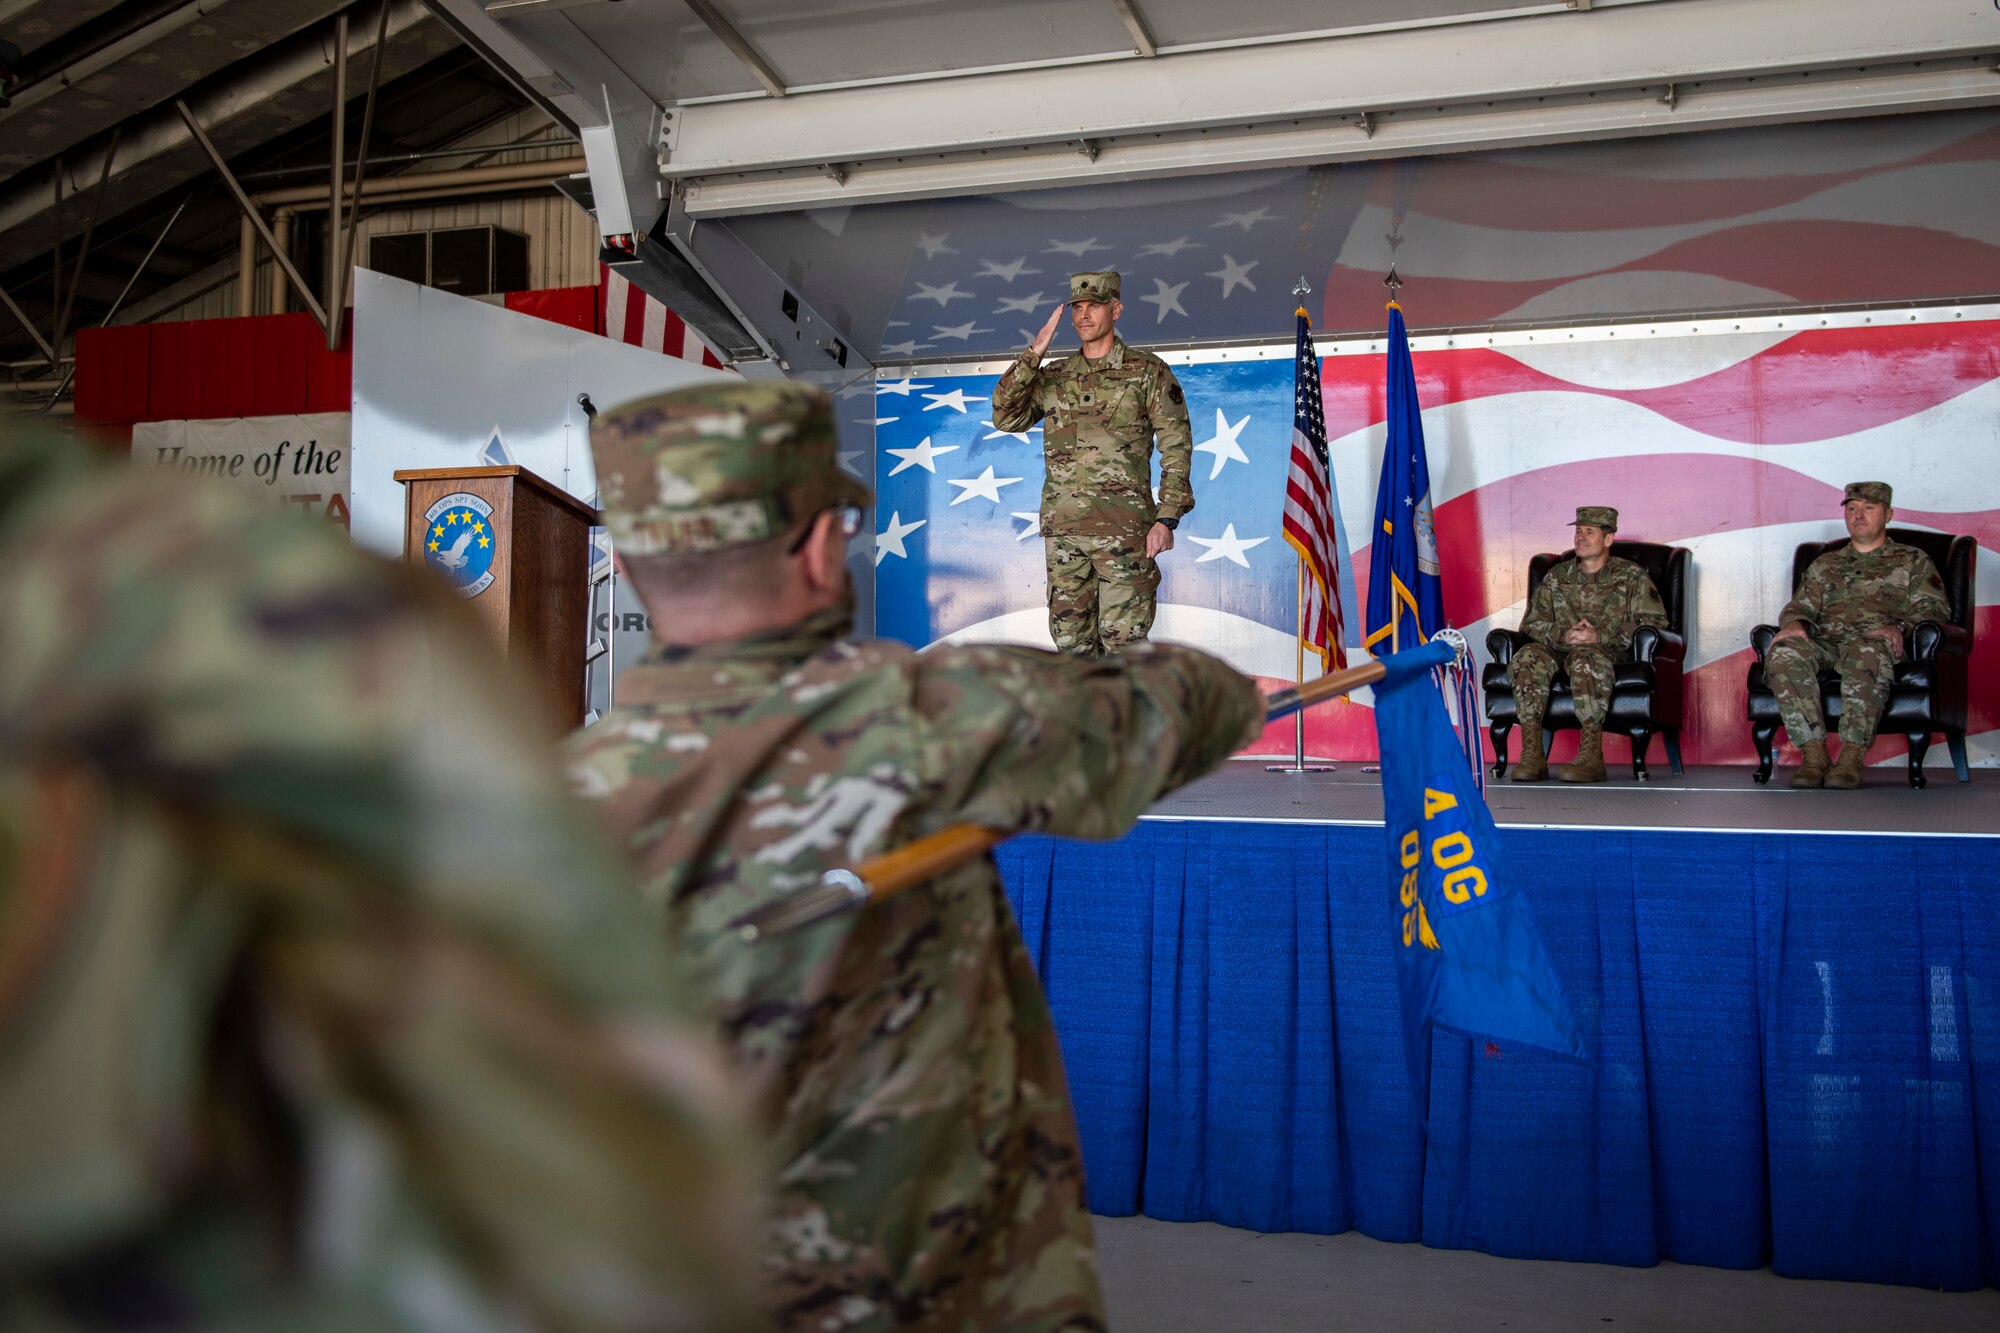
[713,165,1367,364]
[873,359,1331,650]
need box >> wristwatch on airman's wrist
[1156,516,1178,530]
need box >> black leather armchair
[1484,541,1691,781]
[1746,528,1975,788]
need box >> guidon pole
[734,631,1468,941]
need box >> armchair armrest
[1911,620,1973,659]
[1750,623,1779,662]
[1486,627,1531,665]
[1631,626,1685,664]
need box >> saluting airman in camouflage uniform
[0,423,761,1333]
[1766,481,1949,789]
[992,270,1196,657]
[567,381,1264,1333]
[1509,506,1667,784]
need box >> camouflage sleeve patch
[1629,567,1669,636]
[1151,365,1196,521]
[1906,548,1952,623]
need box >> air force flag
[1371,641,1584,1077]
[1363,303,1447,656]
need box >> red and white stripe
[1283,428,1345,670]
[1271,316,2000,768]
[1323,118,2000,329]
[599,264,729,369]
[1283,321,1347,670]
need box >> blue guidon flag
[1371,640,1584,1083]
[421,492,498,598]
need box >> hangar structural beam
[437,0,2000,225]
[426,0,663,243]
[655,0,2000,215]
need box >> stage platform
[995,759,2000,1295]
[1147,760,2000,838]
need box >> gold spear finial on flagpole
[1294,274,1311,320]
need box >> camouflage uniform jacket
[1778,538,1949,640]
[1519,555,1668,650]
[991,335,1195,538]
[0,432,761,1333]
[564,607,1262,1333]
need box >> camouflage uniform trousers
[1045,529,1159,657]
[1765,631,1899,748]
[1510,642,1616,726]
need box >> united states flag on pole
[1282,309,1349,669]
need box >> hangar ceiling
[469,0,1585,103]
[433,0,2000,365]
[0,0,536,368]
[441,0,2000,216]
[1,0,359,176]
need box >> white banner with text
[132,412,352,530]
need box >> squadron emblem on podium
[421,492,498,598]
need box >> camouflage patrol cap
[1572,505,1618,531]
[1843,481,1893,506]
[1068,270,1120,304]
[590,381,871,556]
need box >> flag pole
[1294,558,1306,764]
[1384,273,1406,662]
[1363,597,1398,775]
[1269,275,1333,776]
[1264,554,1332,774]
[1361,272,1415,778]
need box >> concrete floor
[1093,1216,2000,1333]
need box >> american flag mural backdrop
[729,109,2000,368]
[870,357,1358,759]
[1329,315,2000,769]
[874,314,2000,768]
[1323,114,2000,330]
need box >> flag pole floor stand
[1266,709,1332,772]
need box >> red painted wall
[74,287,602,449]
[75,311,351,451]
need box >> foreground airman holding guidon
[1508,506,1668,784]
[992,269,1196,658]
[566,380,1265,1333]
[1766,481,1949,790]
[0,423,762,1331]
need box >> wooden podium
[395,465,600,730]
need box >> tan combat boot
[1511,718,1549,782]
[1789,739,1830,789]
[1824,742,1868,790]
[1559,722,1608,783]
